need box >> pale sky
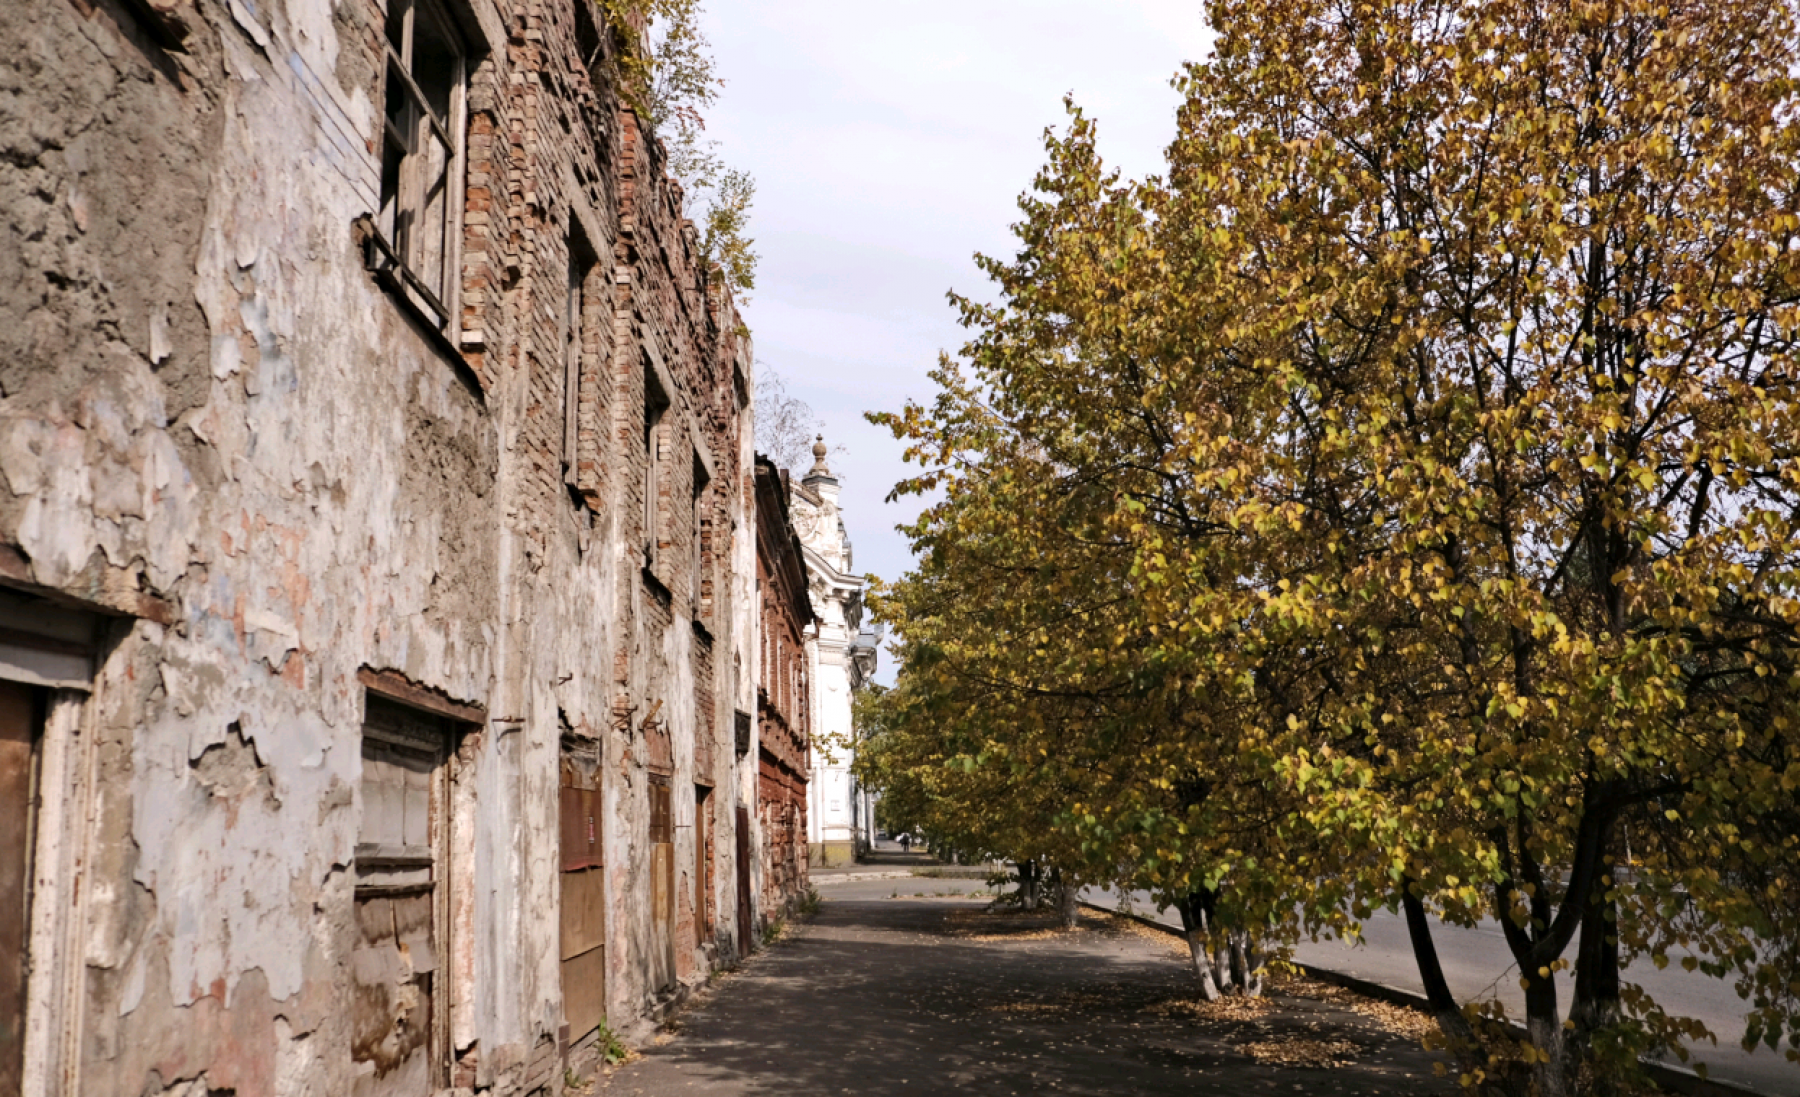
[703,3,1215,670]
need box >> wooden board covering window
[559,761,605,1040]
[354,695,451,1097]
[0,681,37,1097]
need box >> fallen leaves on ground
[941,908,1080,942]
[1277,975,1437,1040]
[1238,1038,1361,1067]
[1143,994,1275,1021]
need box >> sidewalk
[809,844,996,885]
[597,891,1452,1096]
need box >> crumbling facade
[792,441,878,867]
[751,457,813,921]
[0,0,766,1092]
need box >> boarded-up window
[0,681,39,1097]
[559,762,605,1041]
[354,695,454,1097]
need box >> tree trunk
[1524,970,1567,1097]
[1174,893,1223,1001]
[1401,887,1484,1073]
[1058,877,1079,929]
[1566,852,1622,1093]
[1228,929,1264,997]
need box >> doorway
[1,681,40,1097]
[559,759,605,1042]
[648,777,675,992]
[693,785,713,945]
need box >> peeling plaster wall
[0,0,753,1090]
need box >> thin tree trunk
[1401,886,1482,1064]
[1057,875,1079,929]
[1019,860,1039,911]
[1228,929,1264,997]
[1174,893,1223,1001]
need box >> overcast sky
[702,2,1214,671]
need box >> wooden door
[353,697,449,1097]
[734,806,752,948]
[0,682,39,1097]
[648,778,674,991]
[559,762,605,1041]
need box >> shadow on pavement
[600,896,1453,1096]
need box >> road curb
[811,871,916,884]
[1080,902,1767,1097]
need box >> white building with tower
[792,438,880,865]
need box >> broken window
[563,229,595,493]
[354,694,457,1095]
[374,0,465,330]
[642,365,669,562]
[691,451,710,612]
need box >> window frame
[370,0,468,334]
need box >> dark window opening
[691,451,710,612]
[643,365,669,561]
[564,228,596,492]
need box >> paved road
[600,889,1454,1096]
[1084,887,1800,1097]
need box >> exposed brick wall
[753,457,814,918]
[0,0,756,1090]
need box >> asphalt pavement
[598,888,1454,1096]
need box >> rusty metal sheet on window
[559,785,602,871]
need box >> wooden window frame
[372,0,467,333]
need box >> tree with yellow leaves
[870,0,1800,1091]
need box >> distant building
[792,440,879,866]
[752,457,815,918]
